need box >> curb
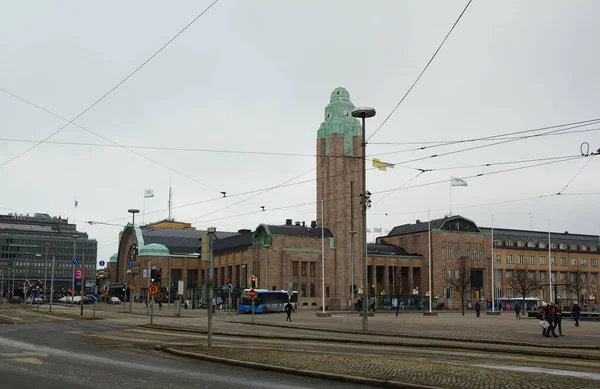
[140,324,600,361]
[232,320,600,350]
[158,346,441,389]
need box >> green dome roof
[139,243,170,256]
[109,253,118,263]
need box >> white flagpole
[428,210,432,313]
[449,182,452,216]
[321,198,325,314]
[548,219,552,302]
[491,214,495,312]
[143,195,146,226]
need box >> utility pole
[202,227,216,348]
[352,106,376,332]
[43,243,50,302]
[49,255,56,313]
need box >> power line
[425,154,581,171]
[373,172,425,205]
[0,0,221,169]
[374,120,600,159]
[556,154,597,195]
[367,0,473,142]
[368,127,600,145]
[0,137,319,158]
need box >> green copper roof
[139,243,170,256]
[109,253,118,263]
[317,87,363,156]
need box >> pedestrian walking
[285,301,294,322]
[158,299,163,311]
[571,302,581,327]
[554,301,563,336]
[515,302,521,320]
[474,301,481,317]
[545,302,558,338]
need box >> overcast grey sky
[1,1,598,266]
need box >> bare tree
[506,263,540,311]
[446,257,472,316]
[565,265,586,306]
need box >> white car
[109,297,121,304]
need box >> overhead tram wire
[556,146,598,195]
[372,172,426,205]
[373,120,600,159]
[366,0,473,143]
[184,115,600,222]
[368,126,600,146]
[89,144,593,226]
[185,154,592,226]
[0,0,221,169]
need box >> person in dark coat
[545,302,558,337]
[474,301,481,317]
[571,302,581,327]
[515,302,521,320]
[284,302,294,322]
[554,301,564,336]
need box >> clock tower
[316,87,365,310]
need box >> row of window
[291,261,317,277]
[500,240,597,252]
[496,254,598,267]
[444,286,598,300]
[494,269,598,284]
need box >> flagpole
[143,195,146,226]
[491,214,495,312]
[449,182,452,216]
[548,219,552,302]
[321,198,325,314]
[428,210,432,313]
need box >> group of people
[537,301,582,337]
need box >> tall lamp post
[351,106,376,332]
[349,230,357,306]
[127,209,140,307]
[43,242,50,302]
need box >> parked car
[9,296,22,304]
[109,297,121,304]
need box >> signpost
[148,283,159,324]
[129,283,134,313]
[249,288,256,323]
[99,260,105,267]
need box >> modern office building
[0,213,97,298]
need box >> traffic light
[95,275,101,287]
[156,268,162,284]
[251,275,257,289]
[122,284,126,292]
[150,269,156,283]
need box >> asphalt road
[0,320,372,389]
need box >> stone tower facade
[316,87,365,310]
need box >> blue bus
[239,289,298,313]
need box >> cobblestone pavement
[167,345,599,389]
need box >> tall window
[300,282,306,297]
[505,270,512,280]
[496,254,502,263]
[561,257,567,266]
[571,258,577,266]
[592,258,598,267]
[301,262,307,276]
[506,254,513,264]
[292,261,298,277]
[441,269,447,279]
[551,257,556,266]
[581,258,588,267]
[518,255,525,264]
[495,269,501,281]
[506,288,513,298]
[309,282,315,297]
[540,256,546,265]
[310,262,316,277]
[529,256,536,265]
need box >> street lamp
[126,209,140,305]
[43,242,50,302]
[351,106,376,332]
[349,230,357,306]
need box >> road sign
[177,280,184,295]
[74,268,84,280]
[221,284,229,292]
[148,283,159,296]
[248,288,256,299]
[90,294,99,302]
[72,258,79,265]
[287,289,294,298]
[129,284,135,290]
[99,260,105,267]
[128,261,134,268]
